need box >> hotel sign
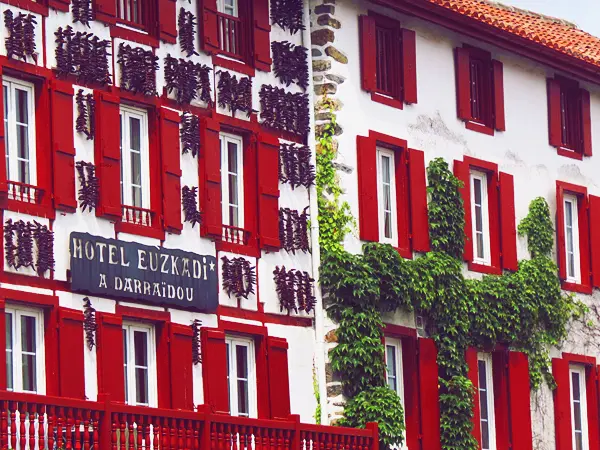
[69,232,218,312]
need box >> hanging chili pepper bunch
[182,186,202,228]
[32,221,55,277]
[259,85,309,137]
[55,27,111,86]
[270,0,304,34]
[76,160,99,212]
[4,219,16,269]
[217,71,252,117]
[221,256,256,300]
[14,220,34,270]
[272,41,308,90]
[273,266,315,314]
[180,112,200,157]
[164,55,212,105]
[5,219,55,277]
[118,43,159,96]
[279,207,309,253]
[82,297,97,351]
[72,0,93,27]
[4,10,38,63]
[178,8,198,57]
[191,318,202,365]
[76,89,96,139]
[279,143,315,188]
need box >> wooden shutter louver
[257,133,280,249]
[357,135,379,242]
[201,328,229,413]
[455,47,472,121]
[199,117,221,237]
[160,109,183,233]
[253,0,272,71]
[548,78,562,148]
[267,337,291,419]
[159,0,177,43]
[401,29,417,104]
[408,148,429,252]
[508,352,533,450]
[199,0,219,52]
[493,60,505,131]
[453,160,472,261]
[418,338,441,450]
[552,358,573,450]
[96,313,125,402]
[499,172,518,271]
[359,15,376,93]
[589,195,600,288]
[580,88,592,156]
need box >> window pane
[226,343,231,409]
[573,402,582,430]
[22,353,36,392]
[131,151,142,186]
[478,360,487,389]
[381,156,390,184]
[228,174,238,206]
[386,346,397,391]
[123,330,128,401]
[576,433,583,450]
[132,186,142,208]
[237,379,249,415]
[21,315,36,353]
[15,89,28,125]
[572,372,581,401]
[135,367,148,404]
[5,312,12,391]
[481,421,490,450]
[129,118,141,151]
[476,233,485,259]
[228,142,238,173]
[474,178,482,205]
[384,212,392,239]
[134,331,148,367]
[229,205,238,227]
[236,345,248,379]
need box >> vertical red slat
[492,60,505,131]
[45,308,59,396]
[157,322,172,408]
[58,308,85,399]
[199,117,221,237]
[96,313,125,402]
[257,133,281,249]
[158,0,177,43]
[454,160,472,261]
[401,337,419,450]
[455,47,472,121]
[199,0,219,52]
[359,15,377,93]
[253,0,272,71]
[0,301,6,390]
[548,78,563,148]
[395,149,411,259]
[492,351,510,450]
[408,148,430,253]
[556,183,567,280]
[499,172,518,271]
[401,29,417,104]
[466,348,482,448]
[95,0,117,23]
[586,366,599,450]
[267,337,291,419]
[201,328,229,413]
[580,88,592,156]
[357,135,379,242]
[589,195,600,288]
[160,109,183,233]
[170,324,194,411]
[418,338,441,450]
[507,352,533,450]
[0,72,7,208]
[578,194,591,288]
[553,358,573,450]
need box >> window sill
[212,55,255,77]
[556,147,584,160]
[0,0,48,15]
[115,221,165,240]
[468,261,502,275]
[465,121,495,136]
[561,281,592,295]
[111,25,160,48]
[6,199,55,219]
[371,92,403,110]
[216,239,260,257]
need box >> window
[123,322,157,407]
[220,132,244,230]
[570,365,589,450]
[564,194,581,283]
[375,22,399,99]
[216,0,242,58]
[116,0,145,29]
[120,106,150,211]
[468,56,492,127]
[470,171,491,265]
[477,353,496,450]
[3,77,36,187]
[377,147,397,245]
[385,338,404,401]
[225,336,257,418]
[5,306,44,394]
[560,84,582,152]
[217,0,237,16]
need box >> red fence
[0,391,379,450]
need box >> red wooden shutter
[499,172,518,271]
[267,337,291,419]
[578,195,591,288]
[50,80,77,212]
[253,0,272,71]
[94,92,121,220]
[201,328,229,413]
[0,72,6,207]
[508,352,533,450]
[94,0,117,23]
[548,78,562,148]
[455,47,472,121]
[492,351,510,450]
[57,308,85,399]
[160,109,183,233]
[257,133,281,249]
[580,88,592,157]
[401,337,420,450]
[401,29,417,104]
[454,160,472,261]
[0,302,6,390]
[396,150,411,259]
[466,348,482,448]
[96,313,125,402]
[492,60,505,131]
[552,358,573,450]
[199,117,221,237]
[357,135,379,242]
[359,15,376,93]
[586,366,599,450]
[156,322,171,408]
[48,0,70,11]
[199,0,219,53]
[44,309,59,396]
[418,338,441,450]
[170,324,194,410]
[589,195,600,288]
[158,0,177,43]
[408,148,429,253]
[556,183,567,280]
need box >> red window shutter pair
[257,133,281,249]
[160,109,183,233]
[199,117,221,238]
[96,312,126,402]
[418,338,441,450]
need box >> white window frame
[376,147,398,246]
[477,352,496,450]
[3,77,37,186]
[5,305,45,394]
[470,171,491,265]
[225,335,257,418]
[123,322,158,408]
[564,194,581,283]
[220,132,244,229]
[217,0,237,16]
[570,364,589,450]
[385,338,407,450]
[120,105,150,210]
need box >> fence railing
[122,204,154,227]
[7,181,44,205]
[0,392,379,450]
[217,12,242,59]
[221,225,251,245]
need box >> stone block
[311,28,335,46]
[325,46,348,64]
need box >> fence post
[199,404,212,450]
[365,422,379,450]
[289,414,301,450]
[97,394,112,450]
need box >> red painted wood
[57,308,86,399]
[96,313,125,402]
[499,172,518,271]
[200,328,229,413]
[253,0,272,71]
[547,78,562,148]
[0,302,5,390]
[48,0,70,12]
[455,47,472,121]
[158,0,177,43]
[170,324,194,411]
[157,321,172,409]
[199,117,221,238]
[160,108,183,233]
[357,135,379,242]
[401,336,420,450]
[453,160,472,261]
[466,348,482,448]
[552,357,573,450]
[586,366,599,450]
[492,60,505,131]
[36,80,54,215]
[395,148,411,258]
[487,171,502,271]
[408,148,430,253]
[492,351,510,450]
[418,338,441,450]
[267,337,291,419]
[589,195,600,288]
[95,0,117,23]
[556,182,567,280]
[0,72,7,207]
[199,0,219,52]
[507,352,533,450]
[578,194,592,289]
[359,15,377,93]
[401,28,417,104]
[581,88,592,156]
[257,132,281,249]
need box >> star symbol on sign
[209,261,215,271]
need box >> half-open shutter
[454,160,472,261]
[455,47,472,121]
[199,0,219,52]
[578,195,591,288]
[170,324,194,410]
[267,337,291,419]
[408,148,429,252]
[556,183,567,280]
[57,308,85,399]
[548,78,562,148]
[492,351,510,450]
[258,133,281,249]
[94,92,121,220]
[493,60,505,131]
[586,366,599,450]
[94,0,117,23]
[0,72,6,207]
[402,337,420,450]
[466,348,482,448]
[402,29,417,104]
[418,338,441,450]
[160,109,183,233]
[253,0,272,71]
[96,313,125,402]
[508,352,533,450]
[357,135,378,242]
[51,80,77,212]
[359,15,376,93]
[581,88,592,157]
[158,0,177,43]
[552,358,573,450]
[499,172,517,271]
[589,195,600,288]
[201,328,229,413]
[199,117,221,237]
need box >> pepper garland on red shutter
[4,10,38,63]
[4,219,54,277]
[55,27,111,86]
[217,71,252,117]
[271,41,309,90]
[279,143,315,188]
[279,207,309,253]
[191,319,202,365]
[273,266,315,313]
[259,85,310,137]
[270,0,304,34]
[182,186,202,227]
[117,43,159,96]
[221,256,256,300]
[180,112,200,157]
[76,161,99,212]
[76,90,95,139]
[82,297,97,351]
[178,8,198,57]
[164,55,212,105]
[72,0,93,27]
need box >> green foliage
[518,197,554,257]
[313,363,322,424]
